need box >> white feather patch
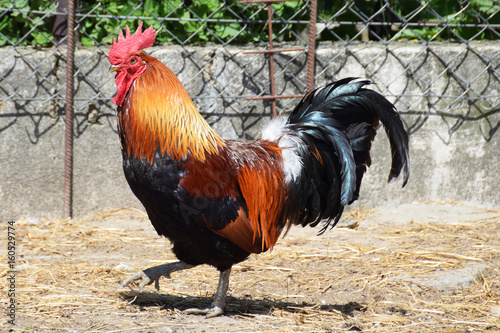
[261,116,304,183]
[261,116,288,142]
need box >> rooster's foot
[121,261,194,292]
[183,268,231,318]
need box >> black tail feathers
[285,78,409,231]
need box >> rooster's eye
[129,58,137,65]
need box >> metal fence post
[306,0,317,92]
[64,0,76,218]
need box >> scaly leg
[184,268,231,318]
[121,261,194,291]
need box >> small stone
[490,305,500,316]
[114,263,133,271]
[25,217,41,225]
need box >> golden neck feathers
[118,55,225,163]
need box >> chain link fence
[1,0,500,143]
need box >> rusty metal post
[266,4,277,118]
[241,0,313,113]
[64,0,76,218]
[306,0,317,92]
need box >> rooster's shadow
[119,291,365,317]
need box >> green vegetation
[0,0,305,46]
[318,0,500,42]
[0,0,57,46]
[0,0,498,47]
[78,0,305,46]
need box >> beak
[109,65,121,73]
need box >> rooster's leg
[184,267,231,318]
[121,261,194,291]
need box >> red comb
[108,22,156,65]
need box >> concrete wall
[1,42,499,220]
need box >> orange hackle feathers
[120,53,225,163]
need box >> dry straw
[1,204,498,332]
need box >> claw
[121,270,153,292]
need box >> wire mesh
[1,0,499,142]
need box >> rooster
[108,23,409,317]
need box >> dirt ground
[1,201,499,332]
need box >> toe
[121,271,151,291]
[183,308,209,315]
[183,306,225,317]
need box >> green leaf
[80,36,94,47]
[32,31,52,45]
[215,22,241,40]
